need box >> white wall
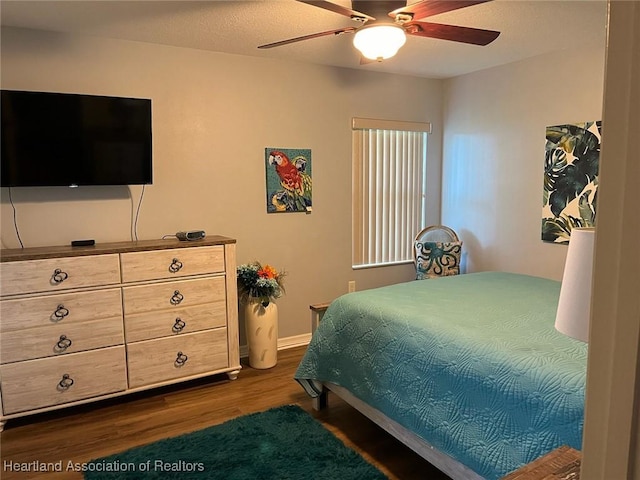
[0,27,444,342]
[442,47,606,280]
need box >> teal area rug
[84,405,386,479]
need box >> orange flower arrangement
[237,261,286,307]
[258,265,278,280]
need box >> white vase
[244,301,278,369]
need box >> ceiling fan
[258,0,500,62]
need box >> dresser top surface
[0,236,236,262]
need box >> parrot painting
[268,150,304,195]
[267,149,312,213]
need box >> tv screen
[1,90,152,187]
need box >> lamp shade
[555,227,595,342]
[353,25,406,60]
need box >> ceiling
[0,0,608,79]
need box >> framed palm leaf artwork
[542,121,601,243]
[265,148,312,213]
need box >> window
[352,117,430,268]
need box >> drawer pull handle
[55,335,73,351]
[52,269,69,284]
[58,374,74,390]
[53,304,70,320]
[175,351,189,367]
[173,318,186,333]
[169,258,183,273]
[170,290,184,305]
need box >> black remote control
[71,239,95,247]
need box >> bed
[295,272,587,480]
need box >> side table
[502,446,581,480]
[310,302,331,333]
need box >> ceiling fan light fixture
[353,24,406,61]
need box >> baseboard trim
[240,333,312,359]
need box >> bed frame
[313,382,484,480]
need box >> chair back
[413,225,462,279]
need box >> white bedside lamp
[555,227,596,342]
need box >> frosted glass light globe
[353,25,407,61]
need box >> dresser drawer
[126,329,228,388]
[120,246,225,283]
[0,346,127,415]
[0,288,123,332]
[1,317,124,364]
[124,303,227,343]
[0,254,120,297]
[122,277,224,315]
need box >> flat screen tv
[1,90,152,187]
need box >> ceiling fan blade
[390,0,491,20]
[406,21,500,45]
[297,0,374,21]
[258,27,357,49]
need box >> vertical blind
[352,118,430,267]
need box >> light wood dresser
[0,237,240,431]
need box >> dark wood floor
[0,346,452,479]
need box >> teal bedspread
[295,272,587,480]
